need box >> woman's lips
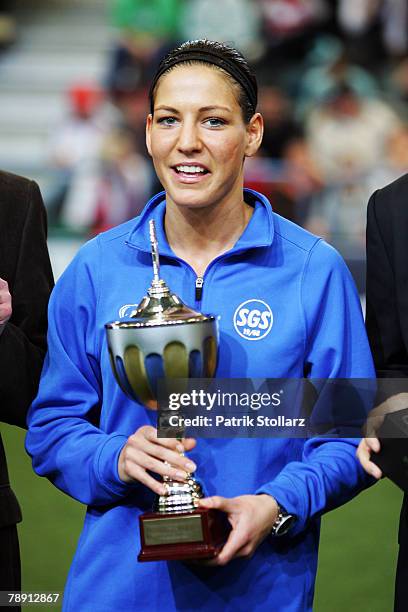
[170,167,210,184]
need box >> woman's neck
[164,195,253,277]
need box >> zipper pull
[195,276,204,301]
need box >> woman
[27,40,374,611]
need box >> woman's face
[146,64,263,210]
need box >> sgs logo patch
[233,299,273,341]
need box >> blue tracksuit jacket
[26,189,375,611]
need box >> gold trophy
[105,220,229,562]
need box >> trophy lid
[107,220,213,329]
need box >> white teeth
[176,165,206,174]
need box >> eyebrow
[154,105,231,113]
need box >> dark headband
[149,48,257,113]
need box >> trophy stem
[155,451,204,513]
[149,219,161,284]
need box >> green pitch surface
[1,424,402,611]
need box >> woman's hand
[118,425,197,495]
[0,278,12,336]
[197,494,279,565]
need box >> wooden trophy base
[138,507,230,562]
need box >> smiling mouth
[172,164,210,176]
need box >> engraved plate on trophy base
[138,508,230,562]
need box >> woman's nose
[177,122,202,154]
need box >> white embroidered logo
[233,299,273,341]
[118,304,138,318]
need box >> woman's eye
[157,117,178,126]
[205,118,225,127]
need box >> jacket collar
[126,188,275,257]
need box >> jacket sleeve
[365,189,408,377]
[256,240,375,534]
[25,239,133,506]
[0,181,54,428]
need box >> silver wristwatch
[271,504,297,537]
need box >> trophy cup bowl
[105,220,229,562]
[106,312,218,410]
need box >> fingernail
[176,470,188,480]
[176,443,184,453]
[185,462,196,472]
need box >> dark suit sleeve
[365,188,408,378]
[0,181,54,428]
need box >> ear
[244,113,264,158]
[146,113,153,157]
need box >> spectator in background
[91,127,152,235]
[365,125,408,196]
[306,83,400,184]
[61,124,152,234]
[258,85,302,159]
[48,83,106,224]
[49,79,153,234]
[297,44,379,119]
[107,0,183,99]
[0,171,53,604]
[245,84,322,224]
[256,0,328,79]
[50,84,105,171]
[259,0,327,41]
[304,84,401,253]
[338,0,408,64]
[181,0,263,62]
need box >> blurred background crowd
[0,0,407,285]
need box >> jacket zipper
[195,276,204,302]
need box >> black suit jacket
[0,171,53,528]
[366,173,408,378]
[365,172,408,611]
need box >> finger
[181,437,197,452]
[356,445,368,469]
[143,427,187,452]
[197,496,247,566]
[363,415,383,438]
[126,448,191,482]
[214,523,250,566]
[356,440,371,468]
[124,463,167,495]
[155,434,197,454]
[366,437,381,453]
[205,534,254,566]
[357,441,382,479]
[142,440,197,473]
[368,463,383,480]
[197,496,231,512]
[131,432,197,472]
[360,456,383,479]
[0,278,8,290]
[231,542,254,559]
[152,427,197,454]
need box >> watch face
[275,514,296,536]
